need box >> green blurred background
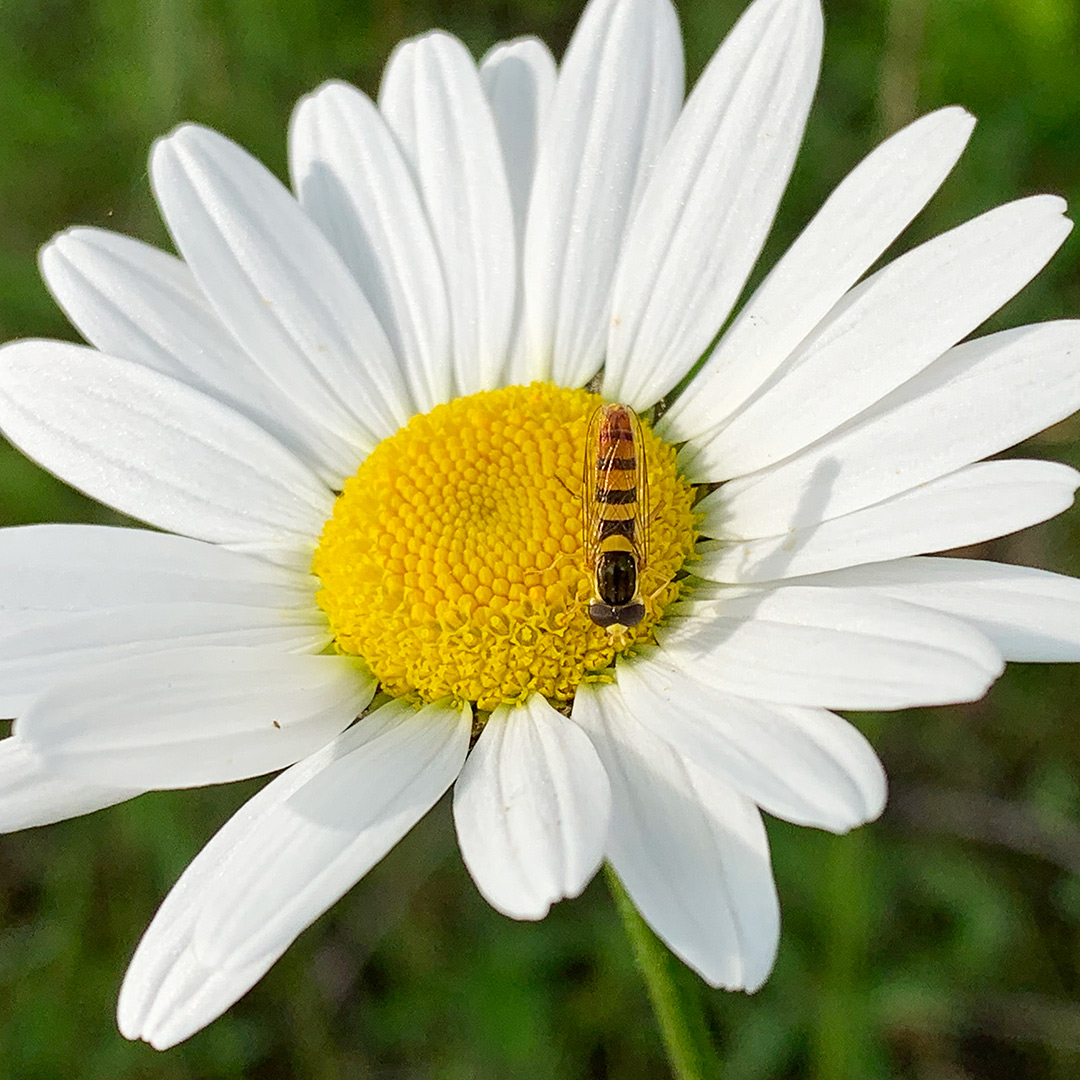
[2,0,1080,1076]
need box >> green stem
[606,864,720,1080]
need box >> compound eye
[617,602,646,628]
[588,601,620,628]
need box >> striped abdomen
[585,404,647,629]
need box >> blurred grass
[1,0,1080,1077]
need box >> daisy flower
[2,0,1079,1051]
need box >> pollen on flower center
[312,382,695,712]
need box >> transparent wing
[582,404,605,574]
[627,406,649,575]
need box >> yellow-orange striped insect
[583,403,649,633]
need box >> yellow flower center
[313,382,695,711]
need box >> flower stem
[605,864,720,1080]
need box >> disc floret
[313,383,695,711]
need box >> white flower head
[1,0,1078,1051]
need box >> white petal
[0,342,333,562]
[479,38,558,387]
[122,700,463,1049]
[289,81,452,414]
[616,652,886,832]
[0,736,140,833]
[151,123,411,456]
[0,524,314,612]
[706,321,1080,530]
[658,106,977,443]
[690,195,1072,478]
[521,0,683,386]
[603,0,822,408]
[379,33,516,395]
[573,683,779,990]
[37,227,350,482]
[0,603,329,717]
[453,693,611,919]
[789,557,1080,663]
[40,228,255,391]
[193,698,470,971]
[659,585,1003,709]
[118,737,351,1048]
[480,37,558,242]
[17,647,375,789]
[696,459,1080,583]
[125,946,277,1051]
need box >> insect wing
[583,404,648,574]
[582,404,605,573]
[627,406,648,575]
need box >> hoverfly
[583,403,648,632]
